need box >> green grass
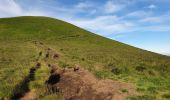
[0,16,170,99]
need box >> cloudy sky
[0,0,170,55]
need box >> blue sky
[0,0,170,55]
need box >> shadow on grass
[10,67,37,100]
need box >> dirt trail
[11,41,136,100]
[10,66,39,100]
[10,41,43,100]
[17,41,60,100]
[20,90,36,100]
[46,66,136,100]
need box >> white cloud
[66,11,170,37]
[141,25,170,32]
[125,10,151,18]
[0,0,49,18]
[69,15,134,36]
[25,11,47,16]
[46,1,97,17]
[104,1,123,13]
[75,2,93,9]
[148,4,157,9]
[0,0,22,17]
[139,13,170,23]
[140,16,162,23]
[109,34,126,39]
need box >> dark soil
[46,67,136,100]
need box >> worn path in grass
[10,41,137,100]
[10,64,40,100]
[10,41,44,100]
[18,41,60,100]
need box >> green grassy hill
[0,16,170,100]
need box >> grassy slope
[0,16,170,100]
